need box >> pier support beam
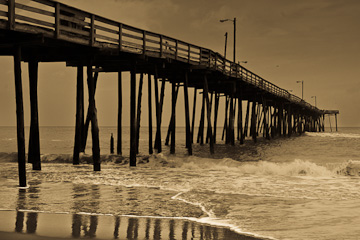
[28,61,41,170]
[251,100,257,142]
[238,97,244,144]
[136,73,144,154]
[73,65,84,165]
[165,85,179,146]
[117,72,122,155]
[229,93,235,145]
[213,92,220,143]
[222,96,229,142]
[263,98,270,140]
[335,114,338,132]
[147,74,153,155]
[243,101,250,138]
[87,66,100,171]
[197,93,205,145]
[81,71,98,152]
[14,46,26,187]
[154,77,165,151]
[184,72,192,155]
[191,89,197,144]
[130,68,137,166]
[203,75,214,154]
[287,105,292,137]
[206,93,213,144]
[170,81,177,154]
[154,68,162,153]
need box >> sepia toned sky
[0,0,359,127]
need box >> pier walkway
[0,0,339,186]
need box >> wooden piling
[136,73,144,154]
[213,93,220,143]
[206,92,214,144]
[238,97,244,144]
[271,106,276,138]
[184,73,192,154]
[256,104,263,136]
[263,98,270,140]
[154,78,165,151]
[222,96,229,141]
[243,101,250,137]
[335,114,338,132]
[110,133,114,154]
[229,94,235,145]
[130,68,137,166]
[14,46,26,187]
[251,100,257,142]
[117,72,122,155]
[73,65,83,165]
[81,71,99,152]
[148,74,153,154]
[28,61,41,170]
[87,66,100,171]
[277,104,283,136]
[203,75,214,154]
[191,88,197,144]
[165,86,179,146]
[170,81,176,154]
[153,68,162,153]
[197,94,205,145]
[287,105,292,137]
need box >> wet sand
[0,210,262,240]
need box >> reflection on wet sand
[11,183,260,240]
[15,180,41,234]
[12,212,259,240]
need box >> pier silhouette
[0,0,339,187]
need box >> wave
[146,154,349,177]
[0,152,137,165]
[305,132,360,139]
[1,151,357,177]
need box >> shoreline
[0,210,265,240]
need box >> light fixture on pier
[311,96,317,107]
[296,80,304,100]
[220,18,236,63]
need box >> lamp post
[220,18,236,63]
[311,96,317,107]
[224,32,228,59]
[296,80,304,100]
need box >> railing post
[160,35,163,58]
[187,44,190,63]
[90,14,95,46]
[8,0,15,30]
[55,2,60,38]
[215,53,218,70]
[143,30,146,55]
[223,59,225,73]
[118,23,123,51]
[175,40,178,60]
[199,48,202,65]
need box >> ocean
[0,126,360,240]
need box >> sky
[1,0,359,127]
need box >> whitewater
[1,126,360,240]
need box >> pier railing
[0,0,319,112]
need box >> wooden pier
[0,0,339,187]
